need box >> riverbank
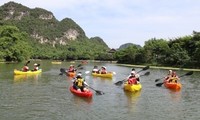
[117,64,200,72]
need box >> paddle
[87,86,105,95]
[140,71,150,76]
[155,77,165,82]
[25,61,30,66]
[136,66,150,73]
[37,64,40,67]
[59,68,66,75]
[114,66,150,86]
[76,64,82,68]
[112,72,116,75]
[85,71,90,74]
[156,71,194,87]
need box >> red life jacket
[68,67,75,72]
[23,66,29,72]
[128,78,137,85]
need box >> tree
[143,38,170,65]
[0,25,33,62]
[165,43,190,67]
[115,46,138,64]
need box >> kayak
[91,72,113,78]
[164,79,182,90]
[14,74,40,81]
[124,82,142,92]
[70,86,93,98]
[51,61,62,64]
[67,72,76,77]
[14,69,42,75]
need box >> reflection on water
[167,90,182,102]
[13,73,41,84]
[124,90,141,113]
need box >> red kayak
[164,79,182,90]
[70,86,93,98]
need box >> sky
[0,0,200,48]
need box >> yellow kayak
[51,61,62,64]
[14,74,40,81]
[14,69,42,75]
[91,72,113,78]
[124,82,142,92]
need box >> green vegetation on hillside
[0,2,110,62]
[0,25,33,61]
[115,31,200,68]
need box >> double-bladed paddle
[155,77,165,82]
[114,66,150,86]
[140,71,150,76]
[156,71,194,87]
[87,86,105,95]
[25,61,30,66]
[37,64,40,67]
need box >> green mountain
[0,1,109,61]
[118,43,141,50]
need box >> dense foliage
[115,31,200,68]
[0,25,33,61]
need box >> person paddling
[33,63,39,71]
[165,70,173,81]
[127,69,140,81]
[68,65,76,73]
[168,71,180,83]
[72,72,89,92]
[99,66,107,74]
[22,65,29,72]
[92,66,99,73]
[127,71,139,85]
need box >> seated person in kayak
[127,70,140,81]
[73,72,89,92]
[99,66,107,74]
[22,65,29,72]
[165,70,173,81]
[127,71,139,85]
[68,65,76,73]
[168,71,180,83]
[32,63,39,71]
[92,66,99,73]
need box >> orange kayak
[164,79,182,90]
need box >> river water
[0,61,200,120]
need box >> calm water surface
[0,61,200,120]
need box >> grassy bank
[117,64,200,72]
